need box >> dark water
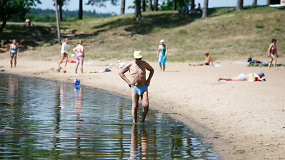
[0,74,218,159]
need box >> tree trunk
[134,0,141,21]
[142,0,146,11]
[202,0,208,19]
[54,0,61,44]
[0,17,7,33]
[191,0,195,10]
[78,0,83,19]
[253,0,257,6]
[148,0,152,11]
[59,3,63,21]
[173,0,176,10]
[153,0,158,11]
[267,0,270,5]
[236,0,243,11]
[121,0,125,14]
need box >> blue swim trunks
[131,85,148,96]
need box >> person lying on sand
[218,72,265,81]
[188,52,213,66]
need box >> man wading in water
[119,51,154,123]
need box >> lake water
[0,74,218,159]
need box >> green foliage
[0,0,40,31]
[160,0,188,11]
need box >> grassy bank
[1,6,284,62]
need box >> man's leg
[141,90,149,123]
[131,89,139,123]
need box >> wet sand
[1,55,285,160]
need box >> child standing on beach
[267,38,278,69]
[73,40,85,74]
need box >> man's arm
[118,62,132,87]
[145,62,154,86]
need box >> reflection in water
[0,74,218,159]
[8,75,18,107]
[130,124,148,160]
[74,86,83,159]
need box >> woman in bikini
[73,40,85,73]
[267,38,278,69]
[9,39,19,68]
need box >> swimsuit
[158,45,166,66]
[131,85,148,96]
[271,45,277,54]
[10,47,17,55]
[205,63,209,65]
[76,55,84,60]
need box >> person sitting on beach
[58,38,69,71]
[192,3,202,13]
[9,39,19,68]
[73,40,85,74]
[25,17,31,27]
[181,3,190,14]
[119,51,154,123]
[188,52,213,66]
[267,38,279,69]
[218,72,265,81]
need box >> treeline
[10,8,116,22]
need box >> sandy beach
[1,54,285,159]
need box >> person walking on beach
[73,40,85,73]
[58,38,69,71]
[188,52,213,66]
[156,39,168,71]
[119,51,154,123]
[9,39,19,68]
[267,38,278,69]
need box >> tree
[173,0,177,10]
[202,0,208,19]
[0,0,40,33]
[121,0,125,14]
[153,0,158,11]
[253,0,257,6]
[78,0,83,19]
[54,0,61,44]
[134,0,141,21]
[190,0,195,10]
[57,0,70,21]
[142,0,146,11]
[148,0,152,11]
[236,0,243,11]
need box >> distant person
[119,51,154,123]
[9,39,19,68]
[25,17,31,27]
[156,39,168,71]
[181,3,189,14]
[267,38,279,69]
[116,60,126,69]
[73,40,85,73]
[218,72,265,81]
[188,52,213,66]
[193,3,202,13]
[58,38,69,71]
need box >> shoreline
[1,57,285,159]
